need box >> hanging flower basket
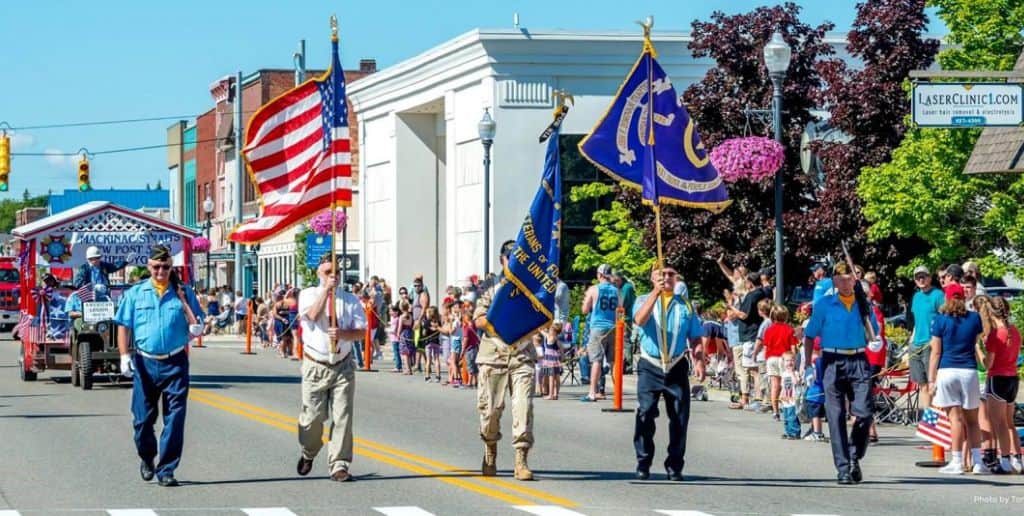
[309,209,348,236]
[191,236,210,252]
[709,136,785,183]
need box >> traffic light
[77,156,91,192]
[0,133,10,192]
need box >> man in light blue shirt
[803,262,878,486]
[631,266,704,482]
[906,265,945,410]
[811,263,833,303]
[114,245,204,487]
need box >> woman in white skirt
[927,290,985,475]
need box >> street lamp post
[477,108,496,276]
[203,194,215,290]
[763,31,792,306]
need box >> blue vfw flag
[485,126,563,345]
[578,41,730,212]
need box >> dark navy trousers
[822,352,873,474]
[132,352,189,478]
[633,358,690,472]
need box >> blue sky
[0,1,947,199]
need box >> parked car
[986,287,1023,300]
[885,313,907,329]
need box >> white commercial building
[349,28,853,291]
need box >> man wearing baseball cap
[580,263,619,402]
[75,245,131,290]
[114,245,204,487]
[906,265,945,412]
[811,263,833,303]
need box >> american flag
[12,311,32,337]
[916,406,953,449]
[75,283,94,303]
[228,33,352,244]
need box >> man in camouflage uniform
[473,240,537,481]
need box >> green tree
[858,0,1024,277]
[569,182,655,290]
[294,226,317,287]
[0,193,48,233]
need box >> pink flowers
[709,136,784,183]
[191,236,210,252]
[309,209,348,235]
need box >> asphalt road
[1,337,1021,516]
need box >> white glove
[867,338,884,353]
[189,324,204,337]
[120,354,134,378]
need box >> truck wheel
[70,342,81,387]
[79,341,93,390]
[19,343,36,382]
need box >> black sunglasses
[149,263,172,271]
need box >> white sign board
[38,231,184,268]
[913,83,1024,127]
[83,301,115,323]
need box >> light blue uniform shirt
[64,292,83,314]
[114,281,205,355]
[805,294,878,350]
[633,293,704,362]
[812,278,834,303]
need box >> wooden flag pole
[328,16,340,356]
[641,17,671,372]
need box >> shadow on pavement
[0,413,119,419]
[178,476,320,486]
[189,375,301,385]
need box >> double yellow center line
[189,388,577,508]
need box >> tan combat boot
[482,442,497,476]
[514,448,534,481]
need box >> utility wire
[2,111,262,131]
[11,138,227,157]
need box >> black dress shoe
[665,468,684,482]
[297,456,313,476]
[850,460,863,483]
[636,467,650,480]
[157,475,179,487]
[837,472,854,485]
[140,460,155,481]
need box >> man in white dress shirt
[295,254,367,482]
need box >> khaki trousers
[298,354,356,474]
[732,346,763,401]
[476,335,537,449]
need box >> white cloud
[8,131,35,149]
[43,148,71,167]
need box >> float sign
[913,83,1024,127]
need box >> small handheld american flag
[75,283,94,303]
[915,407,952,449]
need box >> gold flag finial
[552,89,575,118]
[330,15,339,42]
[637,15,656,57]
